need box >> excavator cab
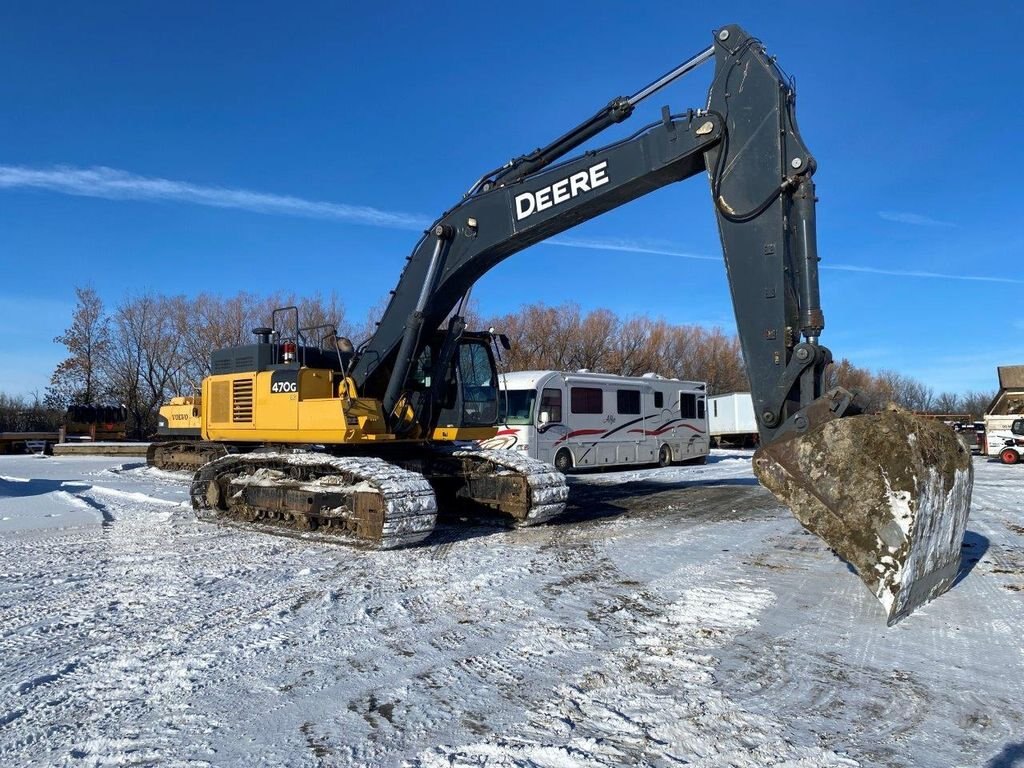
[402,331,502,441]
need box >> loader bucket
[753,409,973,624]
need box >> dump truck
[982,366,1024,464]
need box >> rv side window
[680,393,697,419]
[617,389,640,415]
[540,388,563,423]
[654,391,663,409]
[697,397,705,420]
[713,400,718,417]
[1014,419,1024,436]
[571,387,603,415]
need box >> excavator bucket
[753,409,973,624]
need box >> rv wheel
[658,445,673,467]
[554,449,574,473]
[1000,447,1020,465]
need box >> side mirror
[499,334,511,351]
[539,411,551,425]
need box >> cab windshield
[458,342,498,426]
[500,389,536,425]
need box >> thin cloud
[824,263,1023,284]
[878,210,955,227]
[3,165,1013,287]
[0,164,432,230]
[547,237,1021,285]
[548,237,718,261]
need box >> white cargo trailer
[480,370,709,471]
[708,392,758,447]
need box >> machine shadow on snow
[953,529,989,588]
[556,475,764,524]
[986,740,1024,768]
[829,529,987,584]
[425,474,766,544]
[0,477,115,526]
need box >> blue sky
[2,1,1021,398]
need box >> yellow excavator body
[199,368,496,445]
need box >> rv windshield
[500,390,536,425]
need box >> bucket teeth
[753,409,973,624]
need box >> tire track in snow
[3,452,1023,767]
[417,579,858,767]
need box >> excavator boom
[348,24,972,622]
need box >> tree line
[36,287,351,437]
[487,302,994,418]
[0,289,994,437]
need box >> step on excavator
[150,24,973,624]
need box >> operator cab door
[434,340,499,429]
[534,385,565,463]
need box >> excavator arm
[354,25,845,445]
[352,24,973,624]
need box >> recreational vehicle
[481,370,709,471]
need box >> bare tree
[933,391,961,415]
[103,293,189,437]
[608,315,657,376]
[960,390,996,420]
[0,392,61,432]
[567,309,617,371]
[47,286,110,408]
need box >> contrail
[0,164,432,230]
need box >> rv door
[535,386,566,464]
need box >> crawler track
[190,452,438,549]
[439,447,569,526]
[147,440,228,472]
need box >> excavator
[149,24,973,624]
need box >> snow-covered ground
[1,450,1021,767]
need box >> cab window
[459,343,497,425]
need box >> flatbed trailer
[0,432,60,454]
